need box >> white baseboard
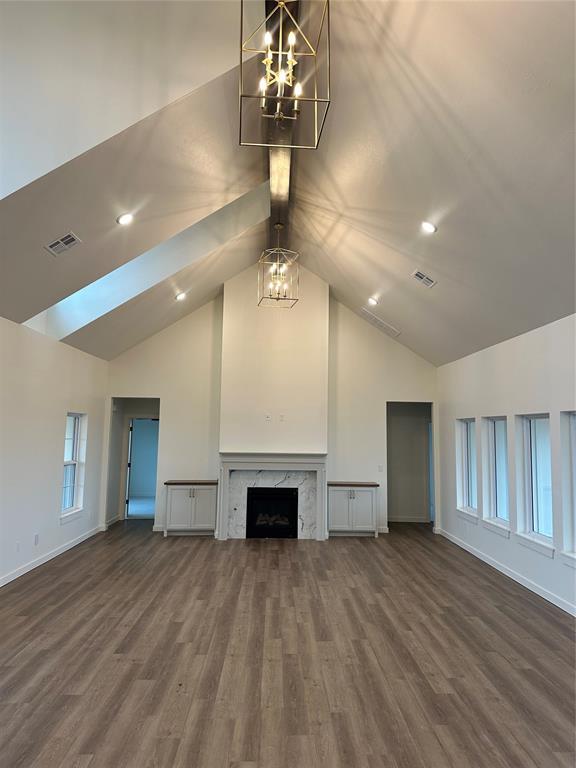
[436,527,575,616]
[388,517,431,523]
[378,526,389,533]
[103,516,122,530]
[152,524,163,533]
[0,527,102,588]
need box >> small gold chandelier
[257,223,299,308]
[240,0,330,149]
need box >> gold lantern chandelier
[257,223,299,308]
[240,0,330,149]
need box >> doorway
[386,402,434,523]
[126,418,159,518]
[105,397,160,526]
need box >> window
[457,419,477,511]
[61,413,86,516]
[523,415,553,538]
[561,412,576,553]
[484,417,509,522]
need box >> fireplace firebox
[246,487,298,538]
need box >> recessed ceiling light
[368,297,378,306]
[175,292,187,302]
[421,221,437,235]
[116,213,134,226]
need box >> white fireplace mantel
[217,453,328,540]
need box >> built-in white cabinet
[164,482,217,536]
[328,484,378,537]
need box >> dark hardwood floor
[0,522,574,768]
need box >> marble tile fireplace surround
[217,454,328,540]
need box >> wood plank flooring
[0,522,574,768]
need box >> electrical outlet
[280,414,285,422]
[34,533,39,546]
[265,414,272,422]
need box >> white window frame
[456,418,478,517]
[61,412,87,523]
[560,411,576,562]
[516,414,554,555]
[482,417,509,529]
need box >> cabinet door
[193,487,217,529]
[167,488,192,530]
[351,489,375,531]
[328,488,351,530]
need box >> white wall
[328,301,438,529]
[220,265,329,454]
[0,317,107,585]
[437,314,576,614]
[108,299,223,528]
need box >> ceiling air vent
[44,232,81,256]
[412,269,436,288]
[360,307,401,338]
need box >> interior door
[328,488,350,530]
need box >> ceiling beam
[264,0,300,245]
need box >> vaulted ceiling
[1,1,574,364]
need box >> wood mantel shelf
[164,480,218,486]
[327,481,380,488]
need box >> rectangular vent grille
[360,307,401,337]
[45,232,81,256]
[412,269,436,288]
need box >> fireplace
[217,455,327,540]
[246,487,298,538]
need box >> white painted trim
[98,396,113,529]
[387,516,430,523]
[60,507,84,525]
[104,515,122,529]
[378,525,389,533]
[514,531,555,558]
[153,524,164,533]
[482,518,511,538]
[436,527,574,616]
[457,507,479,524]
[432,401,442,533]
[559,551,576,569]
[0,527,102,588]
